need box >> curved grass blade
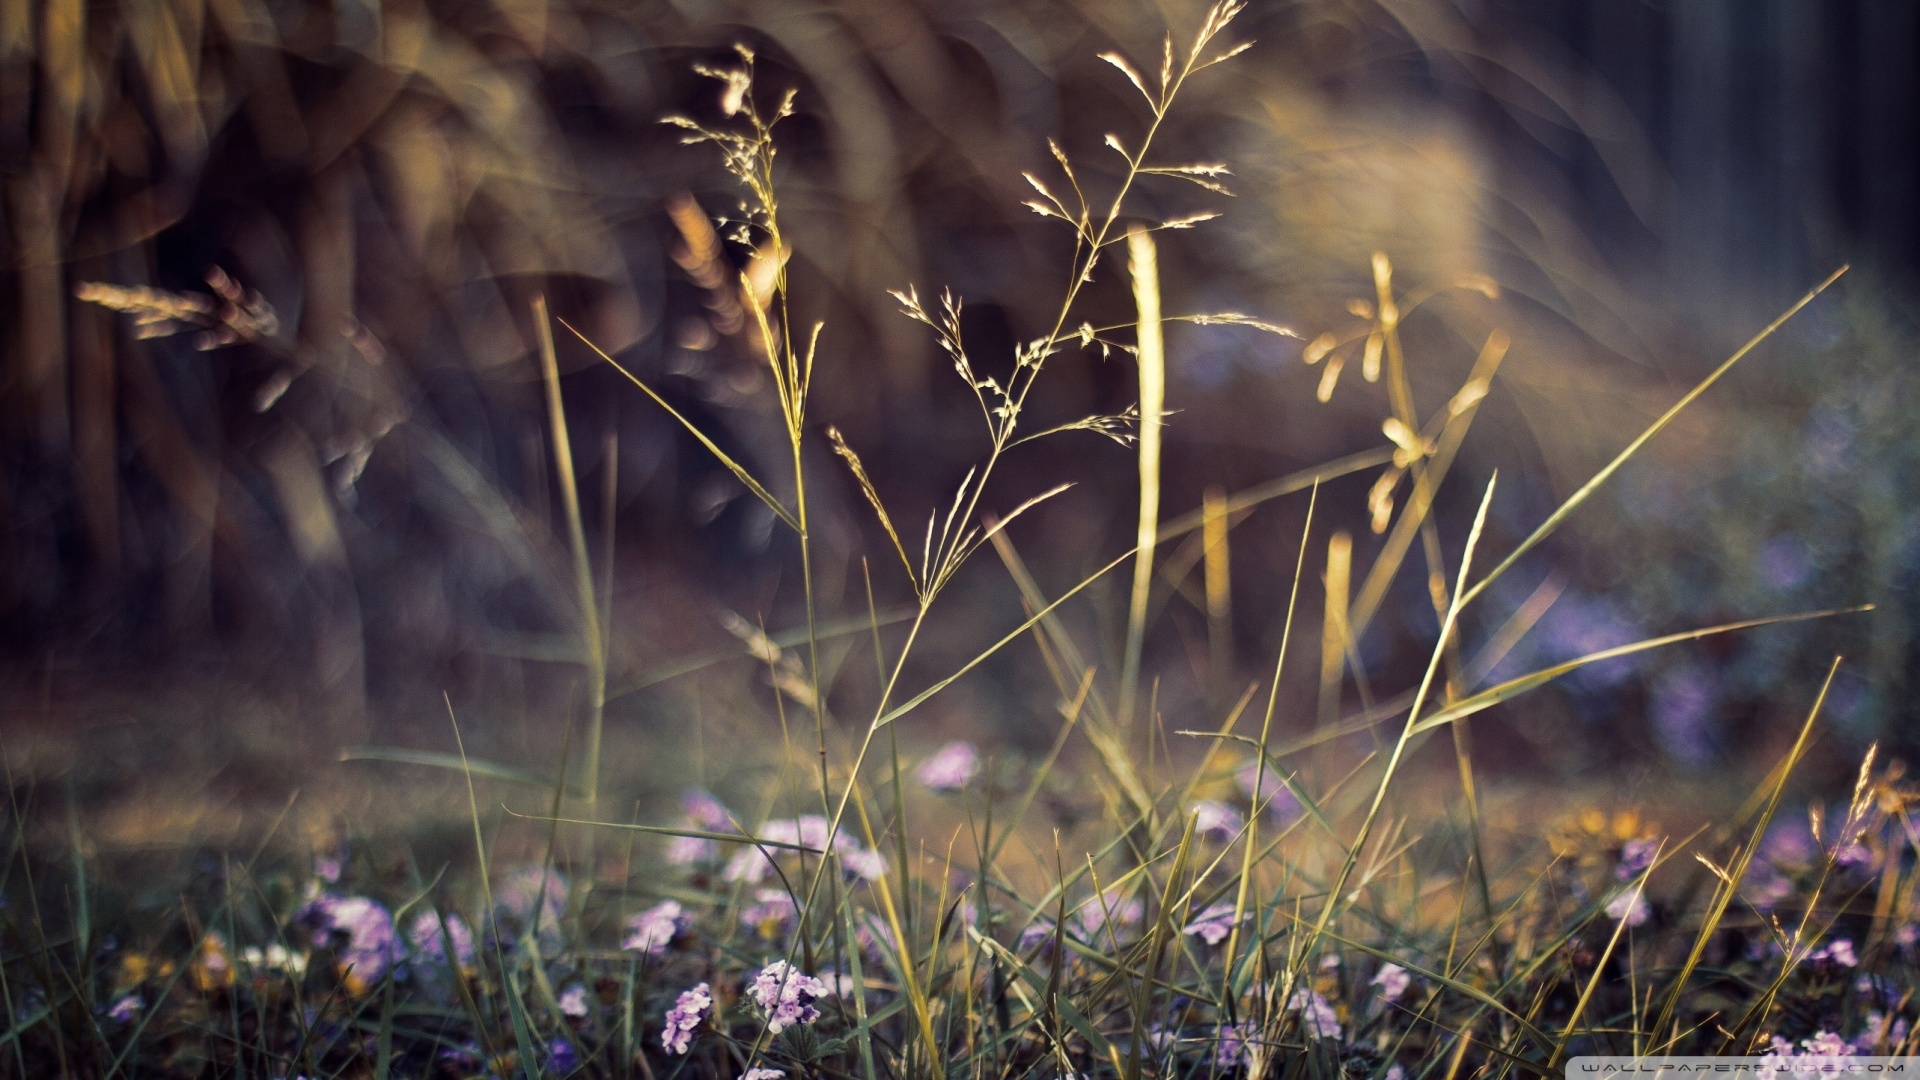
[1409,605,1870,736]
[1457,265,1848,611]
[1647,657,1842,1048]
[1155,446,1394,543]
[340,747,560,791]
[874,547,1136,729]
[605,607,914,701]
[559,316,800,532]
[500,807,826,854]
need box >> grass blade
[560,316,800,532]
[1120,225,1165,726]
[1409,606,1871,735]
[1457,266,1848,612]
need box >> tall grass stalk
[533,297,607,820]
[1120,226,1166,728]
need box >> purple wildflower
[1183,903,1239,946]
[665,834,714,866]
[1287,987,1341,1040]
[1742,867,1794,911]
[1802,1031,1852,1057]
[1539,593,1642,689]
[841,846,889,882]
[747,961,828,1034]
[724,845,771,884]
[622,900,686,956]
[723,817,827,884]
[1215,1020,1255,1070]
[496,867,569,930]
[107,995,141,1023]
[1855,1012,1909,1052]
[1809,938,1858,968]
[724,815,885,885]
[742,1070,786,1080]
[1760,820,1817,871]
[742,889,798,939]
[661,982,711,1055]
[406,911,476,969]
[1605,890,1650,927]
[1017,920,1058,954]
[855,911,896,960]
[1833,838,1875,871]
[1235,762,1302,824]
[558,984,590,1019]
[302,895,401,988]
[916,741,981,793]
[667,789,734,866]
[1761,536,1813,591]
[1651,665,1718,768]
[1372,962,1412,1001]
[1615,837,1660,881]
[548,1038,578,1072]
[1071,887,1144,942]
[1191,800,1244,843]
[314,853,344,885]
[684,788,732,830]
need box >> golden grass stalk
[533,296,606,814]
[1318,530,1352,728]
[1224,482,1317,981]
[1120,225,1165,728]
[1202,486,1234,703]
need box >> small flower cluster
[622,900,688,956]
[915,741,981,792]
[1070,886,1145,942]
[1191,800,1245,842]
[1237,761,1304,824]
[722,814,888,884]
[747,961,830,1034]
[1184,902,1239,945]
[667,789,736,866]
[300,894,401,990]
[1287,986,1342,1040]
[661,982,712,1055]
[406,911,476,970]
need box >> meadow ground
[0,1,1914,1078]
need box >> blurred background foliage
[1,0,1917,793]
